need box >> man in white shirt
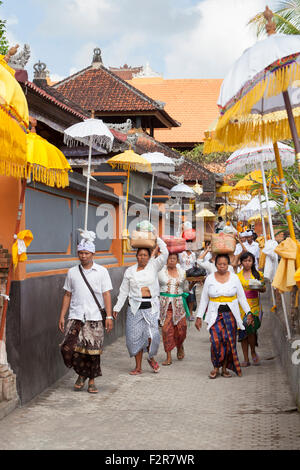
[59,237,113,393]
[234,231,260,268]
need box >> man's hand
[105,318,114,333]
[195,317,202,331]
[59,316,65,333]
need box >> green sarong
[160,292,190,318]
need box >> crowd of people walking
[58,219,268,393]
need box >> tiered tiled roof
[127,77,222,147]
[109,65,143,80]
[52,65,179,128]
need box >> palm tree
[248,0,300,36]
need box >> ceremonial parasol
[216,184,233,220]
[64,117,114,231]
[107,150,152,264]
[226,144,295,240]
[0,55,29,177]
[141,152,176,221]
[195,208,215,218]
[169,183,196,199]
[203,7,300,240]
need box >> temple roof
[127,77,222,147]
[52,64,179,129]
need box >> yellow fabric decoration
[12,230,34,269]
[209,295,237,303]
[270,305,277,312]
[0,106,27,171]
[272,237,297,293]
[0,55,16,76]
[0,62,29,127]
[257,236,266,270]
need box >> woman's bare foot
[129,369,142,375]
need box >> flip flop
[129,369,142,375]
[209,370,219,379]
[252,355,260,366]
[147,359,160,373]
[241,361,251,367]
[74,376,86,391]
[221,371,232,378]
[87,383,98,393]
[162,360,172,366]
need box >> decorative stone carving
[169,174,185,184]
[7,44,31,70]
[263,6,276,36]
[106,119,133,132]
[133,62,161,78]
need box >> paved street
[1,293,300,450]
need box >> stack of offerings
[186,263,207,282]
[210,232,236,255]
[130,221,157,250]
[162,236,186,254]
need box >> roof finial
[263,6,276,36]
[92,48,102,64]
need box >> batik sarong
[126,306,160,358]
[60,319,104,379]
[210,307,242,377]
[162,304,187,352]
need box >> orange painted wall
[0,176,26,280]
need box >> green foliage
[0,1,9,55]
[248,0,300,36]
[181,143,231,167]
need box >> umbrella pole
[84,136,93,231]
[148,173,154,222]
[273,142,296,241]
[282,90,300,173]
[258,190,267,239]
[122,166,130,266]
[259,160,275,240]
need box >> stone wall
[266,284,300,411]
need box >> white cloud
[164,0,274,78]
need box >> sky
[1,0,276,81]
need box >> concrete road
[0,296,300,450]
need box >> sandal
[252,355,260,366]
[87,383,98,393]
[209,369,219,379]
[241,361,251,367]
[147,358,160,373]
[162,360,172,366]
[129,369,142,375]
[74,376,86,391]
[221,370,232,378]
[177,346,185,360]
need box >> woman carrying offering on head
[158,253,190,366]
[237,252,265,367]
[113,237,168,375]
[195,254,252,379]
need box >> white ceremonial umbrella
[64,119,114,231]
[240,196,278,219]
[169,183,196,199]
[225,143,295,241]
[141,152,176,221]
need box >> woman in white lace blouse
[195,254,252,379]
[158,253,190,366]
[113,237,168,375]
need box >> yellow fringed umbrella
[26,132,72,188]
[218,205,234,218]
[107,150,152,264]
[195,208,215,218]
[0,60,29,177]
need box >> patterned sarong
[210,309,242,377]
[162,304,187,352]
[126,306,160,358]
[60,320,104,379]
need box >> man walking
[59,236,113,393]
